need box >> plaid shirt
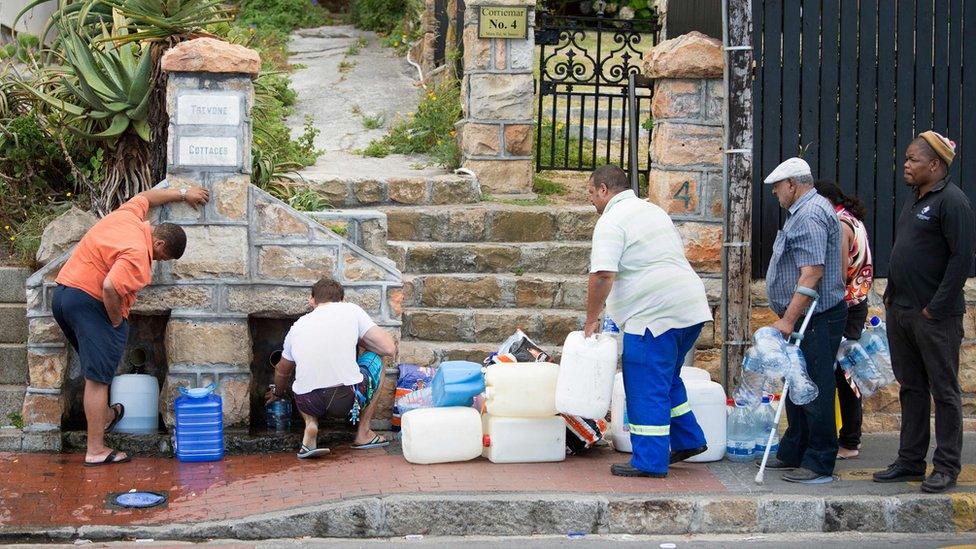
[765,189,846,316]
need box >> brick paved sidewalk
[1,434,973,534]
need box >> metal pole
[628,72,640,195]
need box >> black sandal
[84,449,131,467]
[106,403,125,433]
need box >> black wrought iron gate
[534,12,660,186]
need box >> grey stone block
[695,497,759,533]
[608,498,696,534]
[230,498,386,539]
[824,497,888,532]
[22,429,62,452]
[0,385,25,425]
[0,344,27,384]
[0,304,27,343]
[383,495,605,536]
[0,428,22,451]
[0,267,28,303]
[888,495,955,533]
[758,497,825,533]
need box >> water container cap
[870,316,882,327]
[483,434,491,447]
[726,398,734,406]
[762,395,771,404]
[180,382,216,398]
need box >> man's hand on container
[583,319,600,338]
[772,317,793,340]
[264,388,279,405]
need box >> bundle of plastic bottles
[732,326,819,407]
[725,395,780,462]
[835,316,895,398]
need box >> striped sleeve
[590,218,625,273]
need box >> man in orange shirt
[53,185,209,466]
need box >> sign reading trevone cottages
[478,6,528,39]
[177,93,241,126]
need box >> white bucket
[109,374,159,434]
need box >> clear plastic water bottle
[265,384,292,432]
[732,348,764,408]
[725,401,756,462]
[754,395,779,456]
[863,317,895,387]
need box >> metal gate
[752,0,976,277]
[534,11,660,187]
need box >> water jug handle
[178,382,217,397]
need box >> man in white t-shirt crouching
[265,277,397,458]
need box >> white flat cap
[763,157,812,184]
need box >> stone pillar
[459,1,536,195]
[159,38,260,428]
[642,32,725,272]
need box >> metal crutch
[755,287,820,485]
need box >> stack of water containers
[725,394,779,462]
[401,361,485,464]
[483,362,565,463]
[174,383,224,462]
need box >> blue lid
[762,395,771,403]
[112,491,166,508]
[870,316,882,326]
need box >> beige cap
[763,157,812,184]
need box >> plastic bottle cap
[482,434,491,447]
[870,316,882,326]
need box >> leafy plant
[361,112,384,129]
[533,174,566,196]
[96,0,234,44]
[371,78,461,168]
[360,141,390,158]
[346,37,368,56]
[338,59,356,73]
[237,0,332,35]
[7,412,24,429]
[534,120,595,169]
[350,0,420,34]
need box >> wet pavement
[0,434,971,529]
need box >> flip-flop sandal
[297,445,331,459]
[836,452,860,460]
[84,449,131,467]
[106,403,125,433]
[351,435,389,450]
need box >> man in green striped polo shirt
[583,165,713,477]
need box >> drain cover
[111,491,166,509]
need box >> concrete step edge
[1,493,963,541]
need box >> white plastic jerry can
[484,362,559,417]
[680,366,711,382]
[401,407,483,465]
[610,372,631,453]
[683,379,727,463]
[482,415,566,463]
[556,331,617,419]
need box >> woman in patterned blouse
[815,179,875,460]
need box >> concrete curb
[1,492,972,541]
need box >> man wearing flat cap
[761,157,847,484]
[873,131,975,493]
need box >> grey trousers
[886,305,964,477]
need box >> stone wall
[644,31,976,433]
[0,267,29,450]
[458,1,536,195]
[19,39,402,451]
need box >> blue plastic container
[431,361,485,407]
[174,383,224,462]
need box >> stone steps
[297,172,481,208]
[403,273,588,309]
[388,241,592,275]
[397,340,563,366]
[383,203,597,242]
[401,307,584,346]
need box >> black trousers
[777,301,847,475]
[836,299,869,450]
[886,306,964,477]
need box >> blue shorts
[52,285,129,384]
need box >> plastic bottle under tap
[725,401,756,462]
[754,395,779,456]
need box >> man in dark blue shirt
[873,131,975,493]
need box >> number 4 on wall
[673,181,692,210]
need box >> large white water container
[610,372,631,452]
[556,331,617,419]
[680,366,711,382]
[683,379,727,462]
[484,363,559,417]
[610,373,727,462]
[482,415,566,463]
[109,374,159,434]
[401,407,483,464]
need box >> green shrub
[534,120,595,168]
[372,78,462,168]
[349,0,419,33]
[361,141,390,158]
[533,174,566,196]
[362,113,385,129]
[237,0,333,35]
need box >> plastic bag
[494,329,551,363]
[395,386,434,415]
[836,335,891,398]
[751,327,792,378]
[785,345,819,405]
[732,348,764,407]
[392,364,435,427]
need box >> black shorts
[294,365,373,419]
[52,284,128,384]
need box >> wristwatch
[179,188,188,201]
